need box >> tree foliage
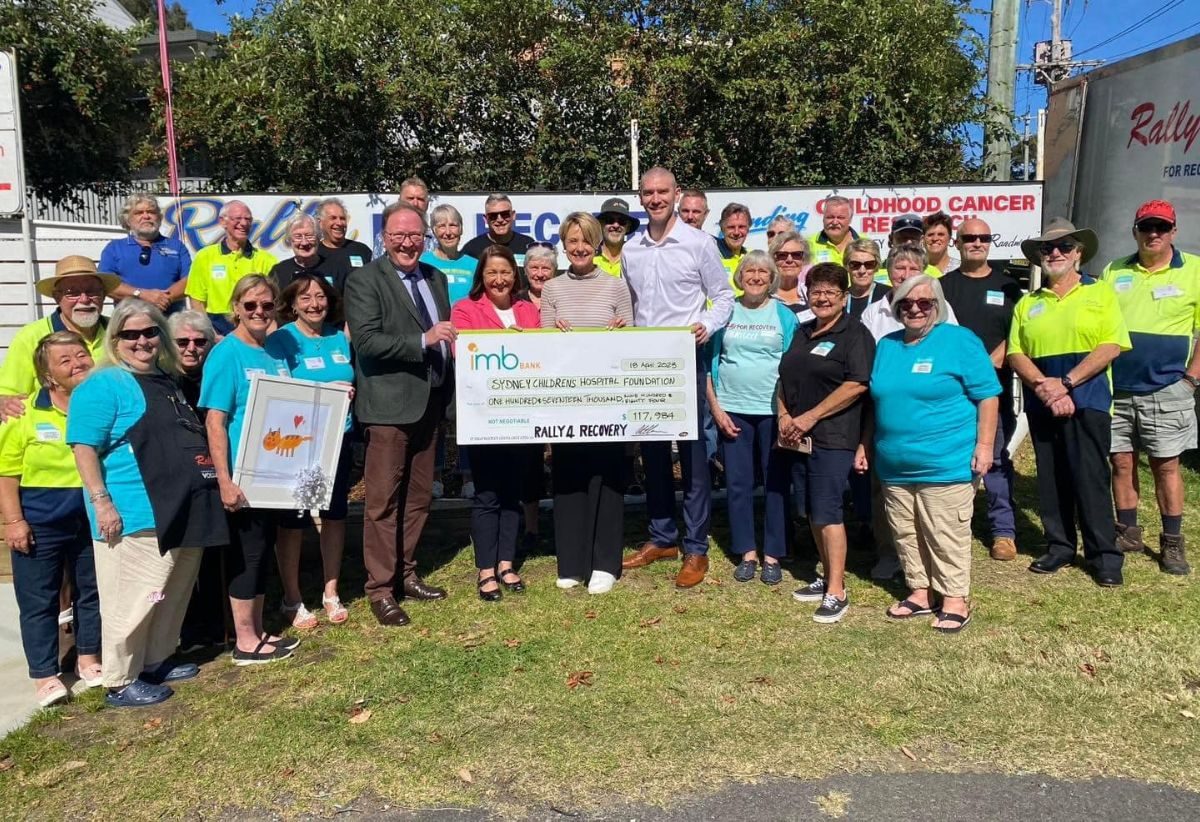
[0,0,148,203]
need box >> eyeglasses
[808,289,845,300]
[958,233,994,244]
[290,234,317,244]
[1038,240,1078,256]
[175,337,209,350]
[846,260,878,270]
[897,298,937,313]
[138,246,152,265]
[485,209,514,222]
[116,326,161,341]
[241,300,276,313]
[1136,220,1173,234]
[385,231,424,244]
[58,287,105,300]
[766,230,780,240]
[773,251,806,262]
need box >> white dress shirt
[860,294,959,342]
[621,217,734,336]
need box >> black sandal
[885,598,936,620]
[498,568,526,593]
[477,574,502,602]
[933,610,971,634]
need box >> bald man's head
[956,218,993,267]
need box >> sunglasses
[1136,220,1173,234]
[958,233,993,244]
[897,298,937,313]
[138,246,152,265]
[175,337,209,349]
[847,260,878,270]
[485,209,514,222]
[1038,240,1078,256]
[242,300,276,313]
[167,390,205,436]
[116,326,161,341]
[528,241,556,251]
[773,251,806,262]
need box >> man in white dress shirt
[620,167,735,588]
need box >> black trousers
[551,442,626,580]
[470,444,525,569]
[226,509,277,600]
[1028,408,1123,572]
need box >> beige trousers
[93,534,203,688]
[881,482,975,598]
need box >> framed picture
[231,374,352,510]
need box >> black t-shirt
[320,240,373,293]
[940,266,1022,355]
[778,314,876,451]
[461,231,536,261]
[847,282,891,321]
[268,253,343,294]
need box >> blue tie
[406,271,444,382]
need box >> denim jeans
[723,412,789,557]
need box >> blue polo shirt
[65,367,158,540]
[265,323,354,432]
[199,336,291,471]
[99,234,192,292]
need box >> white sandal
[280,600,318,629]
[322,595,348,624]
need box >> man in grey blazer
[345,201,457,626]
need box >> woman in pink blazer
[450,245,542,601]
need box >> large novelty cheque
[456,328,699,445]
[231,375,352,509]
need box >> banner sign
[455,328,698,445]
[155,182,1042,267]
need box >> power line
[1101,18,1200,62]
[1067,0,1088,38]
[1073,0,1185,58]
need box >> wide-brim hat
[598,197,639,234]
[1020,218,1099,266]
[36,255,122,298]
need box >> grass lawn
[2,444,1200,818]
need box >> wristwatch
[1061,374,1075,393]
[132,288,142,298]
[1184,374,1200,390]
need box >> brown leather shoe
[675,553,708,588]
[402,577,448,601]
[622,542,679,570]
[990,536,1017,561]
[370,596,410,627]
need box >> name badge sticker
[349,255,364,268]
[34,423,61,442]
[303,356,326,370]
[1114,275,1134,293]
[331,352,350,365]
[1028,303,1046,319]
[811,341,835,357]
[985,290,1004,306]
[911,359,934,374]
[211,264,227,280]
[244,367,266,380]
[1153,284,1183,300]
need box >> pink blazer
[450,295,542,356]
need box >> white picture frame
[231,374,352,510]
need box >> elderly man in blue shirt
[99,193,191,313]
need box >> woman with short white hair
[269,213,338,293]
[866,274,1000,634]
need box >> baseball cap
[1135,200,1176,226]
[891,213,924,234]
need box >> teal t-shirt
[265,322,354,432]
[199,335,291,471]
[713,301,789,416]
[420,250,477,305]
[870,323,1000,484]
[65,367,157,540]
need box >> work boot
[1115,523,1147,553]
[990,536,1017,561]
[1159,533,1191,576]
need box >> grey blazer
[344,255,454,426]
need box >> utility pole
[1022,114,1031,180]
[1022,0,1104,87]
[984,0,1019,181]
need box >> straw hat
[36,256,122,298]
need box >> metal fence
[27,178,215,224]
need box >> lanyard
[846,282,875,313]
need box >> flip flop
[933,611,971,634]
[885,598,935,620]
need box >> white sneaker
[587,571,616,594]
[556,577,583,589]
[461,481,475,499]
[432,480,444,499]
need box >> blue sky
[179,0,1199,123]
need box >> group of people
[1,169,1196,710]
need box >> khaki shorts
[1111,380,1198,458]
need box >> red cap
[1135,200,1176,225]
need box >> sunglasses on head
[138,246,152,265]
[175,337,209,350]
[242,300,276,313]
[773,251,806,262]
[1136,219,1173,234]
[958,233,993,244]
[1039,240,1078,256]
[485,209,514,222]
[116,326,161,341]
[528,241,556,251]
[897,298,936,313]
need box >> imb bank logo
[467,342,539,371]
